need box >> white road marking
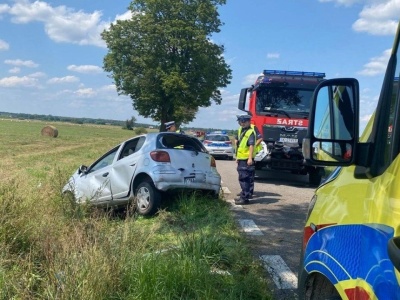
[227,199,244,210]
[222,186,231,194]
[239,219,264,236]
[223,186,297,291]
[260,255,298,289]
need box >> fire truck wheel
[308,169,322,186]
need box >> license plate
[184,177,195,184]
[280,138,298,143]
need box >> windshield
[205,135,230,142]
[255,87,314,115]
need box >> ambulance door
[356,41,400,297]
[303,21,400,298]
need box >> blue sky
[0,0,398,130]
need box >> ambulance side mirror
[303,78,359,167]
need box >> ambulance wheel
[304,273,340,300]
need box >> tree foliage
[123,116,137,130]
[102,0,232,130]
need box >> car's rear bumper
[152,168,221,194]
[207,150,234,158]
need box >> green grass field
[0,119,271,300]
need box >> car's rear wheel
[135,180,161,216]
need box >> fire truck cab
[238,69,326,185]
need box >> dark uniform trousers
[237,159,255,200]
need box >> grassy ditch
[0,119,271,299]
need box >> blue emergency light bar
[207,130,227,134]
[263,69,325,78]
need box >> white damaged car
[63,132,221,216]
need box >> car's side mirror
[78,165,88,175]
[388,237,400,273]
[303,78,360,167]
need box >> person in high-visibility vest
[234,115,259,205]
[164,121,185,134]
[235,120,262,200]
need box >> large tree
[102,0,232,131]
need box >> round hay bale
[41,125,58,138]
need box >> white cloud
[9,67,20,74]
[0,39,9,50]
[0,4,10,15]
[47,75,79,84]
[67,64,102,74]
[318,0,362,6]
[0,75,38,87]
[100,84,118,92]
[8,0,109,47]
[242,73,261,86]
[267,53,280,59]
[353,18,398,35]
[115,11,132,22]
[319,0,399,35]
[4,59,39,68]
[221,92,240,105]
[29,72,46,78]
[74,87,96,97]
[358,48,391,76]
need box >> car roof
[206,133,229,136]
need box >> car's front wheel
[303,273,341,300]
[135,180,161,216]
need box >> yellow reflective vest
[237,126,258,159]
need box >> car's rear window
[205,135,230,142]
[158,134,206,152]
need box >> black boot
[234,196,249,205]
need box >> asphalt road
[215,159,317,300]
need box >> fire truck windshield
[255,87,314,116]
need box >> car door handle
[102,172,109,177]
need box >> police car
[203,131,234,160]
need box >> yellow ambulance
[298,20,400,299]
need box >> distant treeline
[0,111,152,128]
[0,111,236,134]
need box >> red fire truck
[238,69,326,185]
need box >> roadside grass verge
[0,119,271,299]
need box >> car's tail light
[150,151,171,162]
[225,141,232,144]
[203,140,211,145]
[210,156,217,167]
